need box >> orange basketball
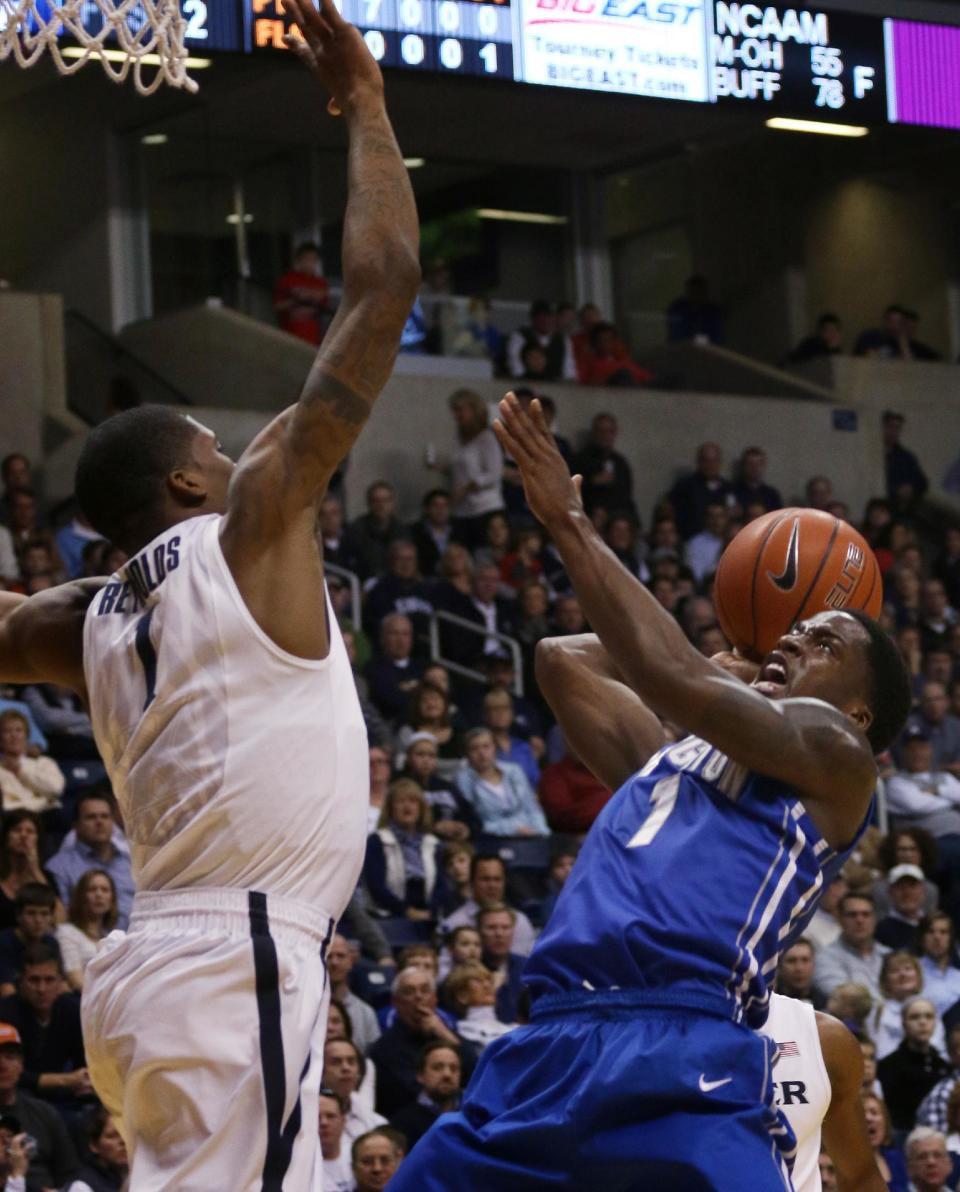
[713,508,883,661]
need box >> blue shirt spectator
[46,792,135,930]
[455,730,549,838]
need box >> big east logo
[534,0,701,22]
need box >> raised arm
[0,583,100,694]
[494,395,875,846]
[817,1013,887,1192]
[535,634,666,791]
[219,0,420,657]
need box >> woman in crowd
[456,728,549,839]
[918,912,960,1016]
[394,682,464,777]
[327,1001,377,1109]
[472,512,511,574]
[58,868,118,991]
[499,528,546,593]
[0,811,61,928]
[605,515,649,582]
[74,1105,129,1191]
[447,962,516,1052]
[399,733,479,842]
[0,709,64,816]
[862,498,895,574]
[445,389,504,550]
[481,689,541,789]
[440,842,474,917]
[368,745,393,832]
[364,779,444,921]
[873,828,940,918]
[514,580,552,690]
[862,1092,909,1191]
[873,951,945,1059]
[878,997,952,1132]
[438,922,483,986]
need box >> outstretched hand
[282,0,384,116]
[493,394,583,529]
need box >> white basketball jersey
[82,514,369,919]
[763,993,831,1192]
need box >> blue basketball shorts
[387,990,795,1192]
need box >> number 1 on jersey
[627,774,680,848]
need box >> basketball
[713,508,883,661]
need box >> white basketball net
[0,0,198,94]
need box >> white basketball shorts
[82,887,334,1191]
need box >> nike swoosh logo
[767,519,800,591]
[698,1074,733,1093]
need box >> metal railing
[428,610,524,697]
[325,562,362,631]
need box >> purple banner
[889,19,960,130]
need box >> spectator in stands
[905,1127,954,1191]
[56,869,117,995]
[0,814,59,931]
[921,582,957,655]
[934,528,960,610]
[443,390,504,550]
[409,490,454,578]
[573,413,636,522]
[732,446,782,514]
[551,593,585,637]
[0,1021,78,1190]
[538,745,611,836]
[786,312,844,365]
[20,683,94,760]
[326,934,381,1055]
[685,502,728,585]
[6,490,56,567]
[498,528,546,594]
[815,893,889,1001]
[856,303,931,361]
[400,735,478,842]
[318,495,362,574]
[805,872,845,951]
[879,998,951,1132]
[74,1104,128,1191]
[478,904,524,1024]
[872,951,944,1060]
[389,1041,462,1148]
[883,410,929,511]
[447,963,515,1054]
[471,515,511,575]
[603,515,647,583]
[774,938,825,1009]
[481,690,540,791]
[668,442,734,540]
[368,966,471,1117]
[54,508,102,581]
[440,924,482,981]
[439,854,537,956]
[0,943,88,1106]
[437,562,515,671]
[0,712,63,817]
[363,541,434,649]
[450,295,502,364]
[0,456,31,520]
[904,309,941,361]
[456,729,549,840]
[364,779,444,922]
[367,745,393,833]
[916,1027,960,1134]
[666,275,723,344]
[803,474,833,512]
[324,1039,386,1144]
[0,885,59,995]
[873,831,939,925]
[272,242,329,345]
[352,1128,404,1192]
[350,483,407,580]
[571,303,602,377]
[394,684,463,775]
[319,1090,353,1192]
[919,914,960,1018]
[861,1092,908,1188]
[366,615,424,726]
[46,790,135,929]
[578,323,651,388]
[875,865,929,950]
[506,301,576,382]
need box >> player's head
[756,609,910,754]
[75,407,234,554]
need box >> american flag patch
[777,1041,800,1058]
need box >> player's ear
[848,699,873,739]
[167,465,208,507]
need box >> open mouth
[754,651,789,698]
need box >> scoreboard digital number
[248,0,514,78]
[710,3,888,122]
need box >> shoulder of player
[814,1010,862,1091]
[778,696,877,790]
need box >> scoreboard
[81,0,960,129]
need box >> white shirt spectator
[0,756,64,813]
[887,770,960,838]
[815,937,890,1001]
[449,428,504,520]
[685,529,725,584]
[0,525,19,584]
[56,922,99,980]
[322,1151,354,1191]
[343,1091,386,1145]
[440,898,536,957]
[457,1005,515,1053]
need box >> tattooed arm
[220,0,420,659]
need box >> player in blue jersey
[389,396,912,1192]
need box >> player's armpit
[817,1014,888,1192]
[535,635,667,791]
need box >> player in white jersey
[0,1,419,1185]
[764,993,885,1191]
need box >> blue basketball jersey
[524,734,870,1028]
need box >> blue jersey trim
[530,987,734,1022]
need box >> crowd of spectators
[0,372,958,1189]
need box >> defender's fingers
[529,398,552,438]
[572,474,583,500]
[317,0,348,28]
[493,420,533,467]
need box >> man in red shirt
[273,242,330,345]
